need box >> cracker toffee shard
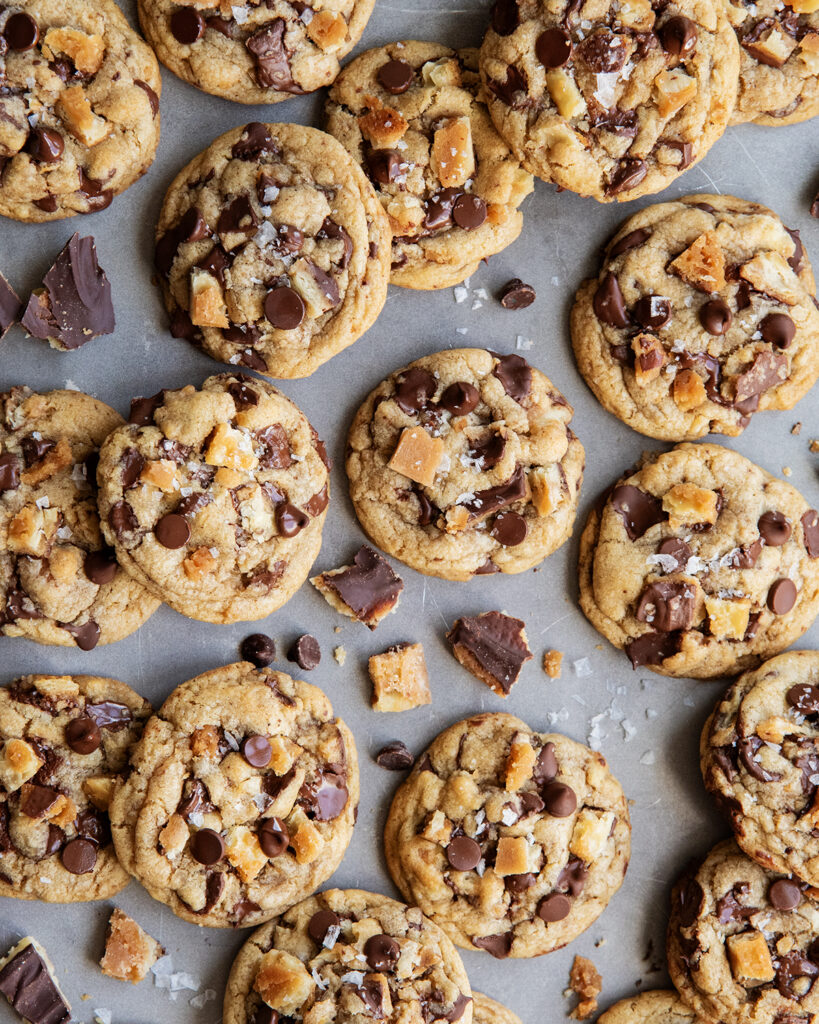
[0,938,71,1024]
[446,610,533,696]
[311,545,404,628]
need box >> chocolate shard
[625,630,682,668]
[246,19,304,93]
[471,932,513,958]
[733,350,788,403]
[21,234,114,350]
[0,272,22,338]
[447,610,533,696]
[635,581,696,631]
[460,464,528,522]
[610,484,667,540]
[0,938,71,1024]
[314,546,403,629]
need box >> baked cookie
[668,838,819,1024]
[154,122,391,379]
[0,387,159,649]
[0,0,160,222]
[701,651,819,885]
[726,0,819,125]
[138,0,375,105]
[473,992,523,1024]
[571,195,819,441]
[598,991,700,1024]
[578,443,819,679]
[222,888,472,1024]
[346,348,585,581]
[0,673,151,903]
[97,373,330,625]
[109,662,359,929]
[384,713,630,958]
[479,0,739,201]
[325,42,534,290]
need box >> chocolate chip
[446,835,482,871]
[65,715,101,754]
[699,298,732,335]
[625,630,682,667]
[378,58,414,93]
[0,942,71,1024]
[505,872,537,892]
[155,513,190,549]
[472,932,512,958]
[323,546,403,625]
[593,272,630,327]
[657,537,692,570]
[265,286,305,329]
[77,170,113,212]
[802,510,819,558]
[447,611,532,694]
[491,0,519,34]
[61,837,97,874]
[170,7,204,43]
[438,381,479,415]
[25,128,64,163]
[538,892,572,922]
[678,875,704,926]
[242,735,272,768]
[395,368,437,414]
[83,548,117,585]
[288,634,321,670]
[258,817,289,857]
[312,773,348,821]
[246,19,303,92]
[607,158,647,196]
[760,312,795,349]
[534,742,557,784]
[610,484,667,540]
[634,295,671,329]
[658,16,698,58]
[500,279,536,309]
[241,633,276,668]
[768,578,797,615]
[190,828,225,865]
[424,188,462,230]
[4,12,39,49]
[490,511,527,546]
[787,684,819,714]
[492,353,532,403]
[636,581,695,631]
[469,432,506,468]
[542,781,577,817]
[232,122,279,160]
[364,934,400,971]
[608,228,651,259]
[0,454,20,491]
[217,194,258,236]
[308,909,341,945]
[558,858,588,896]
[274,502,308,539]
[452,195,487,230]
[367,148,404,185]
[759,510,791,546]
[375,741,415,770]
[536,27,572,67]
[62,620,100,652]
[769,878,802,911]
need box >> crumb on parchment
[567,954,602,1019]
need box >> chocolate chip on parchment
[190,828,225,865]
[378,58,414,93]
[241,633,276,668]
[500,279,536,309]
[446,835,482,871]
[288,634,321,670]
[375,740,415,770]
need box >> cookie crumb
[783,466,792,477]
[447,611,532,696]
[791,422,802,435]
[543,649,563,678]
[333,645,346,666]
[369,643,431,711]
[311,546,403,628]
[810,440,819,454]
[99,908,163,983]
[568,954,602,1019]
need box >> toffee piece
[0,938,70,1024]
[311,545,404,628]
[447,611,533,696]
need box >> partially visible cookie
[668,839,819,1024]
[0,673,151,903]
[325,42,533,289]
[0,387,159,649]
[97,373,330,625]
[0,0,160,222]
[222,888,472,1024]
[597,990,700,1024]
[701,651,819,884]
[109,662,359,929]
[571,195,819,440]
[154,122,391,379]
[726,0,819,125]
[346,348,585,581]
[384,713,630,958]
[578,443,819,678]
[138,0,375,105]
[479,0,739,201]
[473,991,523,1024]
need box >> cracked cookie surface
[384,713,630,959]
[578,443,819,679]
[138,0,375,105]
[154,121,391,379]
[598,990,700,1024]
[479,0,739,201]
[0,0,160,222]
[109,662,359,929]
[96,372,330,624]
[325,42,533,290]
[0,673,151,903]
[701,651,819,885]
[346,348,585,581]
[571,194,819,441]
[223,888,472,1024]
[0,387,159,649]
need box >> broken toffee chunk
[446,611,533,696]
[21,234,115,351]
[311,546,403,629]
[0,939,71,1024]
[0,272,22,339]
[99,908,163,983]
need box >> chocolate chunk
[542,781,577,817]
[367,148,404,185]
[491,511,528,546]
[578,30,626,71]
[25,128,63,164]
[0,454,20,491]
[608,227,651,259]
[625,630,682,667]
[258,817,289,857]
[306,262,340,308]
[255,423,293,469]
[177,781,214,822]
[769,878,802,911]
[395,368,437,414]
[199,871,225,914]
[375,741,415,770]
[4,12,39,50]
[378,58,414,93]
[288,634,321,670]
[65,716,101,754]
[128,391,165,427]
[634,294,671,329]
[471,932,512,958]
[759,510,791,546]
[538,892,572,922]
[802,510,819,558]
[61,837,97,874]
[86,701,132,729]
[134,79,160,117]
[699,298,732,335]
[446,835,482,871]
[232,122,279,160]
[439,381,479,415]
[217,195,257,237]
[322,546,403,625]
[227,379,259,410]
[760,312,795,349]
[170,7,204,43]
[505,872,537,892]
[242,735,272,768]
[308,909,340,945]
[716,884,755,923]
[364,935,400,971]
[470,432,506,469]
[424,188,462,230]
[558,858,589,896]
[678,875,704,926]
[657,537,692,570]
[246,20,303,92]
[664,140,693,169]
[636,581,695,631]
[734,350,788,402]
[311,773,348,821]
[452,194,487,230]
[593,272,630,327]
[20,784,60,819]
[607,158,647,196]
[500,279,536,309]
[120,449,145,489]
[488,64,532,107]
[264,286,305,329]
[21,234,114,350]
[534,742,558,784]
[276,502,309,538]
[76,170,113,212]
[491,0,519,34]
[190,828,225,865]
[19,436,54,467]
[776,951,818,997]
[787,684,819,714]
[768,578,797,615]
[659,16,698,58]
[155,513,190,549]
[241,633,276,668]
[446,611,532,695]
[610,484,667,540]
[0,273,22,338]
[536,27,573,67]
[62,619,100,651]
[738,734,780,782]
[0,941,70,1024]
[492,353,532,403]
[785,228,805,274]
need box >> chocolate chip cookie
[0,673,151,903]
[668,838,819,1024]
[138,0,375,105]
[154,121,391,379]
[726,0,819,125]
[578,443,819,678]
[222,888,472,1024]
[384,713,630,958]
[0,387,159,650]
[325,42,534,290]
[473,992,523,1024]
[96,373,330,625]
[571,195,819,440]
[701,651,819,885]
[109,662,359,929]
[0,0,161,222]
[479,0,740,201]
[346,348,585,581]
[598,990,700,1024]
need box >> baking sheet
[0,2,818,1020]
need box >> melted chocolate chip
[65,716,101,755]
[452,194,487,230]
[657,537,692,570]
[395,368,437,414]
[232,122,279,160]
[610,484,667,540]
[557,858,589,896]
[490,511,528,546]
[678,875,704,927]
[25,128,64,164]
[636,581,695,631]
[542,781,577,817]
[634,294,671,329]
[534,742,557,784]
[659,16,698,58]
[607,158,647,196]
[472,932,512,958]
[492,353,532,403]
[364,934,400,970]
[787,684,819,715]
[378,58,414,93]
[593,272,630,327]
[699,298,732,335]
[259,817,289,857]
[62,620,100,652]
[769,878,802,911]
[759,510,792,546]
[609,228,651,258]
[4,12,39,50]
[83,549,117,585]
[491,0,519,34]
[438,381,479,415]
[0,454,20,491]
[625,630,682,667]
[246,19,304,92]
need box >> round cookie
[154,122,391,380]
[325,42,534,290]
[347,348,585,581]
[384,713,630,959]
[0,673,151,903]
[109,662,359,929]
[0,387,159,649]
[222,888,472,1024]
[138,0,375,105]
[479,0,740,201]
[578,443,819,679]
[726,0,819,126]
[571,195,819,441]
[668,838,819,1024]
[96,373,330,625]
[598,991,701,1024]
[0,0,161,222]
[701,651,819,885]
[474,992,523,1024]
